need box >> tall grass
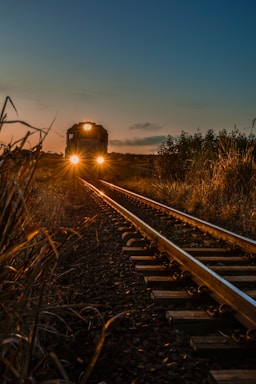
[182,146,256,235]
[0,97,63,382]
[0,97,84,383]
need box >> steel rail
[82,179,256,330]
[100,180,256,254]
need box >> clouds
[129,122,162,131]
[109,121,166,151]
[110,135,166,147]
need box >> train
[65,121,108,175]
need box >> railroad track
[81,177,256,384]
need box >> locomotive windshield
[65,121,108,158]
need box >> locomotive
[65,121,108,175]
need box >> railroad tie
[208,369,256,384]
[165,310,235,334]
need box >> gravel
[53,181,210,384]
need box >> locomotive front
[65,121,108,175]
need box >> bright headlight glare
[70,155,79,164]
[83,123,92,131]
[96,156,104,164]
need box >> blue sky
[1,0,256,154]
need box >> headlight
[96,156,104,164]
[70,155,80,164]
[83,123,92,131]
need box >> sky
[0,0,256,154]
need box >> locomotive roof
[67,122,107,134]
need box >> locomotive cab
[65,121,108,176]
[65,122,108,157]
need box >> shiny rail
[100,180,256,254]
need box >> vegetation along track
[81,177,256,384]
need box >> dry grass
[0,98,68,382]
